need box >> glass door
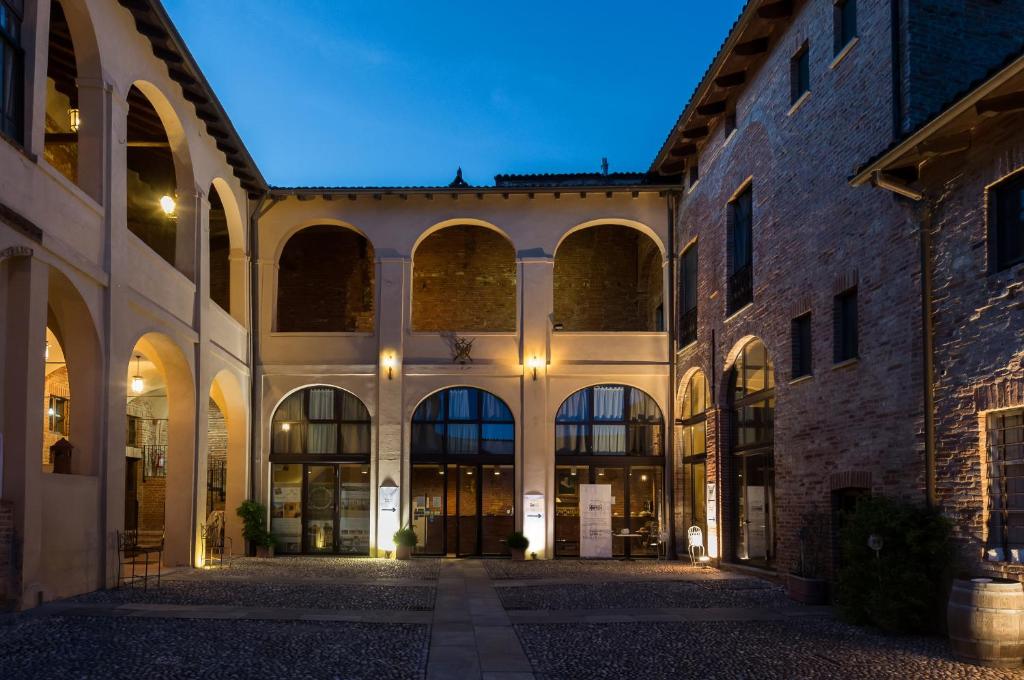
[482,465,514,555]
[628,466,663,557]
[412,464,446,555]
[338,464,370,554]
[305,465,336,553]
[736,452,775,566]
[595,467,627,557]
[457,466,478,556]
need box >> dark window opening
[992,171,1024,272]
[126,86,178,268]
[0,0,23,143]
[727,185,753,314]
[833,287,858,363]
[834,0,857,54]
[791,42,810,104]
[44,1,79,184]
[209,186,231,314]
[679,244,698,346]
[987,409,1024,560]
[791,313,812,379]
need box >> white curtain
[307,424,337,453]
[593,386,624,421]
[308,388,335,420]
[557,390,589,422]
[447,424,478,454]
[592,424,626,454]
[339,392,367,421]
[557,424,588,453]
[629,390,661,422]
[481,393,510,421]
[448,389,473,419]
[340,424,370,454]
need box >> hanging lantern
[131,354,145,395]
[68,108,80,133]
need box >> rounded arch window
[731,339,775,450]
[556,385,663,456]
[271,387,370,455]
[681,370,710,421]
[411,387,514,456]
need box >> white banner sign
[523,493,544,556]
[706,482,718,558]
[377,485,400,553]
[580,484,612,558]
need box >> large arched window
[269,387,372,555]
[553,226,664,332]
[679,371,710,541]
[271,386,370,455]
[554,385,665,558]
[276,226,375,332]
[411,225,516,332]
[729,338,775,567]
[412,387,514,456]
[410,387,515,557]
[555,385,663,456]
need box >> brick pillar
[711,406,732,563]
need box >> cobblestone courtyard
[0,558,1018,679]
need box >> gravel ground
[214,556,441,581]
[74,578,435,611]
[516,619,1020,680]
[484,559,712,580]
[0,615,428,680]
[498,578,791,610]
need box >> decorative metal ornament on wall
[444,333,475,364]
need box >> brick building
[1,0,1023,610]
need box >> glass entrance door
[305,465,336,553]
[735,452,775,566]
[482,465,514,555]
[457,466,478,556]
[270,462,370,555]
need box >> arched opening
[276,226,375,332]
[411,225,516,332]
[554,384,665,558]
[124,334,195,565]
[208,370,248,553]
[205,397,227,515]
[43,267,101,476]
[208,184,230,313]
[269,386,371,554]
[125,85,181,270]
[42,1,79,185]
[728,338,775,567]
[410,387,515,556]
[553,225,664,332]
[678,370,710,544]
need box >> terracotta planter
[396,544,412,560]
[948,577,1024,668]
[509,548,526,561]
[255,544,275,558]
[786,573,829,605]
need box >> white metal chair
[687,526,706,565]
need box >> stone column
[375,255,408,555]
[2,252,48,607]
[518,254,553,557]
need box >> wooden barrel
[948,578,1024,668]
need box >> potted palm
[394,526,417,560]
[236,500,276,557]
[786,512,829,605]
[507,531,529,561]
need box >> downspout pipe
[890,0,904,139]
[666,193,678,559]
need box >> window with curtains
[411,387,514,456]
[0,0,24,143]
[727,184,753,315]
[271,387,371,455]
[556,385,664,456]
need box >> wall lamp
[382,353,396,380]
[159,194,177,217]
[527,355,543,381]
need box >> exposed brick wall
[901,0,1024,133]
[673,0,924,575]
[554,226,663,332]
[277,226,375,332]
[916,109,1024,578]
[412,226,516,332]
[126,397,167,534]
[0,500,14,607]
[207,399,228,514]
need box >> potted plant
[236,500,276,558]
[394,526,417,560]
[786,512,830,605]
[507,531,529,561]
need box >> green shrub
[393,526,418,548]
[236,500,275,548]
[836,495,953,633]
[506,531,529,551]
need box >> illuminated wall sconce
[68,108,80,133]
[130,354,145,395]
[159,194,177,217]
[527,355,543,381]
[281,422,291,432]
[382,353,396,380]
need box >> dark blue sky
[163,1,745,187]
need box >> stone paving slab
[508,605,831,624]
[497,578,791,610]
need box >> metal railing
[727,264,753,315]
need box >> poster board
[706,482,718,558]
[523,493,544,556]
[579,484,612,558]
[377,485,400,553]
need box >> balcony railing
[727,264,753,315]
[679,307,697,347]
[142,445,167,479]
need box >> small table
[612,532,644,560]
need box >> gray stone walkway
[428,560,534,680]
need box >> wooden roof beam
[681,125,709,140]
[669,143,698,158]
[697,99,728,116]
[715,71,747,88]
[757,0,793,20]
[976,90,1024,114]
[733,36,770,57]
